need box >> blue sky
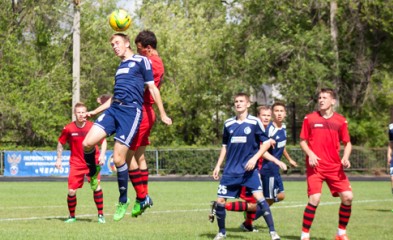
[117,0,141,16]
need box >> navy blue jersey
[113,55,153,108]
[222,115,269,177]
[389,123,393,166]
[260,122,287,175]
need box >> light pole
[72,0,81,121]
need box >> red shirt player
[56,102,107,224]
[299,88,353,240]
[126,30,172,218]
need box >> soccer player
[260,102,298,205]
[55,102,107,223]
[225,104,295,232]
[82,33,172,222]
[126,30,172,218]
[387,123,393,206]
[210,93,281,240]
[299,88,353,240]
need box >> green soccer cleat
[131,195,152,218]
[90,165,101,191]
[113,198,130,221]
[98,214,105,224]
[64,217,76,223]
[131,200,142,218]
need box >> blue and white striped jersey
[260,122,287,175]
[222,115,270,177]
[389,123,393,166]
[113,54,154,108]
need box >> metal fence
[0,148,388,176]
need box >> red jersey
[58,121,100,169]
[129,55,164,150]
[300,111,350,172]
[144,55,164,105]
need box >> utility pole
[72,0,81,121]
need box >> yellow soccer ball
[108,9,131,32]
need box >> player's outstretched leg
[90,165,101,191]
[214,203,227,239]
[208,201,218,223]
[255,199,280,240]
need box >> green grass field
[0,180,392,240]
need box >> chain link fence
[0,147,388,176]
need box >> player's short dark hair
[97,94,112,104]
[134,30,157,49]
[320,88,336,99]
[272,101,286,111]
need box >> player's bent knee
[68,189,77,196]
[340,191,353,204]
[277,193,285,201]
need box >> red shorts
[307,168,352,197]
[129,105,156,151]
[239,186,257,204]
[68,166,101,190]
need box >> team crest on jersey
[128,62,135,68]
[244,126,251,135]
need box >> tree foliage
[0,0,392,148]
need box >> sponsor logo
[314,123,323,127]
[7,154,21,176]
[276,140,287,148]
[116,68,130,75]
[231,136,247,143]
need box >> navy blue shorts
[261,174,284,199]
[217,169,262,199]
[94,103,142,147]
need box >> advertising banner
[4,150,116,177]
